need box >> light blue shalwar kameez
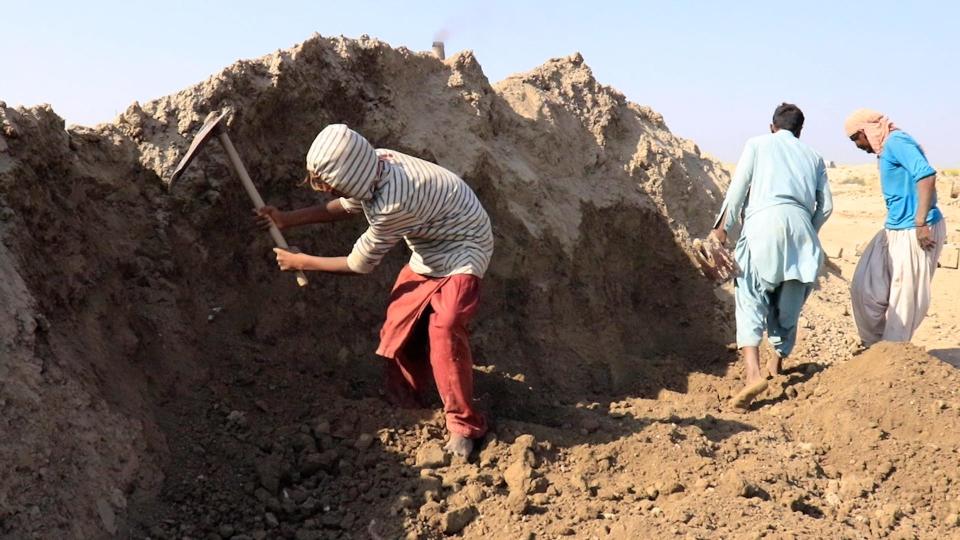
[717,130,833,357]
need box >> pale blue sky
[3,1,958,165]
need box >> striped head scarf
[844,109,897,154]
[305,124,379,200]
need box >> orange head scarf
[844,109,897,154]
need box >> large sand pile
[1,35,957,539]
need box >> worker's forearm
[297,255,357,275]
[914,175,936,226]
[812,187,833,232]
[713,209,727,231]
[285,199,353,226]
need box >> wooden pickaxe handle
[216,130,309,287]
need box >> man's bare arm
[914,175,937,250]
[273,249,357,275]
[255,199,355,230]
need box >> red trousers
[376,265,487,438]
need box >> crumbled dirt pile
[1,34,957,540]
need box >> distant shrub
[839,175,867,185]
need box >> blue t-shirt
[879,131,942,230]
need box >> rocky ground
[1,35,959,540]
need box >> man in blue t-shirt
[844,109,946,345]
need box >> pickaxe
[170,111,308,287]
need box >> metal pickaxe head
[169,111,230,184]
[166,110,311,288]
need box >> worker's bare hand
[710,228,728,246]
[255,206,289,231]
[273,247,306,271]
[915,224,936,251]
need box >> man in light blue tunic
[712,103,833,410]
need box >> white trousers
[851,219,947,345]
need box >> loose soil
[1,35,958,540]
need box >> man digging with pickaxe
[257,124,494,458]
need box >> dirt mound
[0,34,731,538]
[1,34,957,540]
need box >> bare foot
[730,379,768,410]
[765,356,783,378]
[444,434,474,458]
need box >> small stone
[598,486,622,501]
[415,442,449,468]
[313,418,331,436]
[396,495,415,510]
[227,410,247,426]
[512,434,536,454]
[506,492,530,515]
[355,433,374,450]
[661,481,684,495]
[418,470,442,493]
[530,476,550,493]
[265,512,279,528]
[295,529,321,540]
[511,434,538,466]
[478,439,499,467]
[96,499,117,535]
[291,433,317,453]
[419,500,443,523]
[288,488,309,504]
[581,418,601,433]
[255,456,283,493]
[441,505,478,534]
[458,484,485,505]
[718,470,752,498]
[504,459,534,496]
[299,453,325,476]
[778,489,806,509]
[339,513,357,531]
[838,473,871,500]
[875,461,895,478]
[875,503,902,529]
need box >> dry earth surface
[1,35,959,540]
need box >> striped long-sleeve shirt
[306,124,493,278]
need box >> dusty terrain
[1,34,958,540]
